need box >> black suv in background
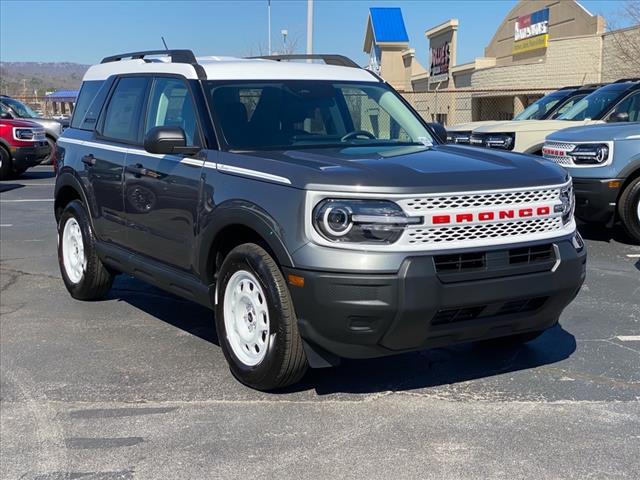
[54,50,586,390]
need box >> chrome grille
[398,187,559,212]
[405,218,564,245]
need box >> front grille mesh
[406,218,563,245]
[543,142,576,166]
[399,187,559,211]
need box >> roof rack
[614,78,640,83]
[100,49,206,79]
[249,54,360,69]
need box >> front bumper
[12,143,51,170]
[285,238,586,360]
[572,178,622,223]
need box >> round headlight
[323,205,353,236]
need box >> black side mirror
[609,111,629,123]
[144,126,200,155]
[0,112,12,119]
[428,122,447,143]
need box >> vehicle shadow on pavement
[578,222,636,246]
[107,276,576,395]
[0,183,25,193]
[289,325,576,395]
[19,169,56,180]
[109,275,220,345]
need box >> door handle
[81,154,96,166]
[126,163,148,177]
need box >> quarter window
[145,77,199,146]
[101,77,149,143]
[71,80,104,129]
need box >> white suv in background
[468,80,640,154]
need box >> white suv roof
[83,54,376,83]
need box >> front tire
[215,243,308,390]
[618,177,640,244]
[58,200,114,300]
[0,146,12,180]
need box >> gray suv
[54,50,586,390]
[544,122,640,242]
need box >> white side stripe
[57,138,208,166]
[217,163,291,185]
[57,138,290,183]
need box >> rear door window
[100,77,149,143]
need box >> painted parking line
[616,336,640,342]
[0,199,54,203]
[626,254,640,258]
[0,224,13,227]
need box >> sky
[0,0,634,68]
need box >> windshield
[513,92,568,120]
[558,89,622,121]
[1,97,39,118]
[205,80,434,150]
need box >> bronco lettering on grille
[431,206,552,226]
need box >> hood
[447,120,506,132]
[228,144,569,194]
[547,123,640,142]
[474,119,592,134]
[0,118,45,128]
[28,118,62,135]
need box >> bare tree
[607,0,640,71]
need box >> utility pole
[306,0,313,56]
[268,0,272,55]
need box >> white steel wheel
[223,270,270,366]
[62,217,86,284]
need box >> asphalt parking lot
[1,165,639,480]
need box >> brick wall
[601,26,640,83]
[471,35,603,90]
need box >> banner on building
[429,42,450,84]
[513,8,549,55]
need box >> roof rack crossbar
[248,54,360,69]
[101,49,197,64]
[100,49,207,80]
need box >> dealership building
[363,0,640,124]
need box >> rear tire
[618,177,640,244]
[58,200,114,300]
[215,243,308,390]
[0,146,12,180]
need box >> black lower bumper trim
[12,144,51,170]
[573,177,622,223]
[285,239,586,360]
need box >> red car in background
[0,111,51,179]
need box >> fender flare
[54,169,94,225]
[524,143,544,155]
[198,200,295,281]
